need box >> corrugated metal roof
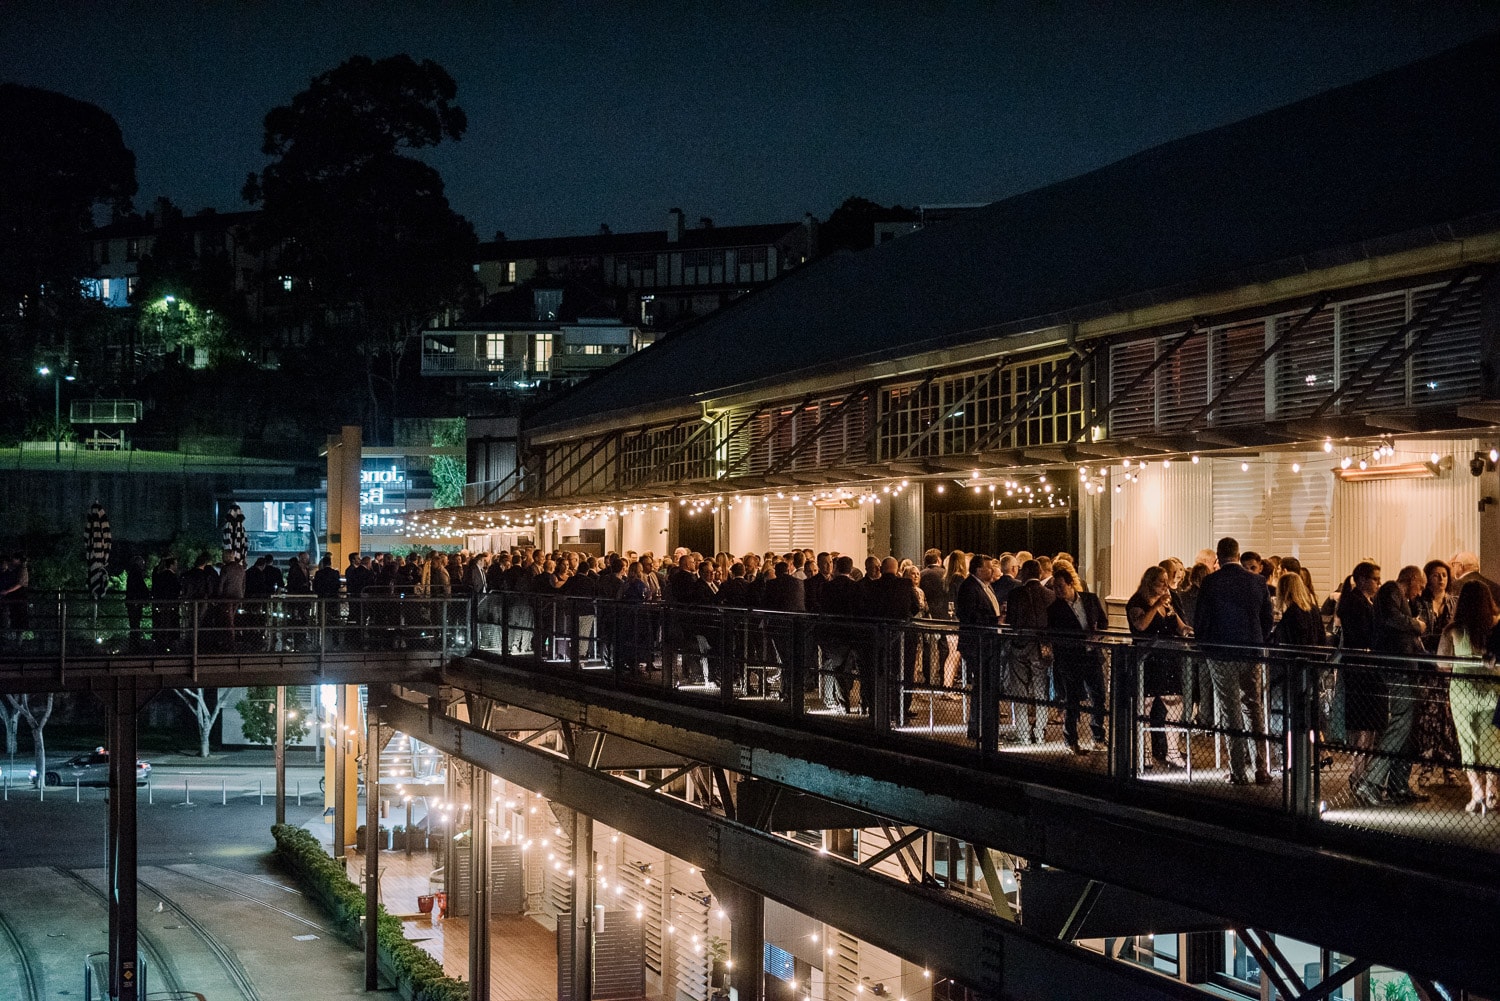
[477,220,805,260]
[531,32,1500,432]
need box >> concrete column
[326,425,362,569]
[889,485,924,564]
[469,767,492,998]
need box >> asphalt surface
[0,752,395,999]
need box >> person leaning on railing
[1367,565,1431,805]
[1438,581,1500,813]
[1128,565,1190,770]
[1269,572,1327,773]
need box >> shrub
[271,824,468,1001]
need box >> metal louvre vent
[1410,278,1484,406]
[1208,321,1267,427]
[1336,290,1409,411]
[670,889,711,1001]
[1155,332,1209,432]
[1272,306,1334,419]
[767,497,816,553]
[1107,340,1157,437]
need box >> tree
[176,688,224,758]
[0,698,20,756]
[0,84,136,425]
[5,694,54,785]
[430,418,466,508]
[819,196,919,256]
[242,55,478,442]
[234,686,311,745]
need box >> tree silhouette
[242,55,478,441]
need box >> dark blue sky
[5,2,1498,240]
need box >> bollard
[185,779,192,805]
[76,777,81,803]
[259,778,264,806]
[221,778,227,806]
[297,779,302,806]
[38,778,44,802]
[148,781,153,806]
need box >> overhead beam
[380,691,1205,1001]
[434,657,1500,994]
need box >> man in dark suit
[955,555,1003,745]
[869,557,921,714]
[1193,536,1276,786]
[819,556,863,711]
[1366,565,1430,804]
[1045,563,1109,753]
[1005,559,1053,744]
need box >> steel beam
[1308,267,1486,420]
[366,712,381,991]
[721,395,815,480]
[470,759,492,999]
[891,365,1003,461]
[107,685,141,1001]
[1071,326,1198,444]
[764,383,876,476]
[433,658,1500,993]
[381,691,1204,1001]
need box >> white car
[32,748,152,787]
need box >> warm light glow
[1190,454,1199,464]
[1291,463,1300,473]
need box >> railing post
[499,592,510,657]
[790,615,807,717]
[441,599,450,661]
[190,601,199,674]
[1109,643,1136,788]
[719,612,733,704]
[871,623,892,732]
[1289,657,1314,823]
[316,601,326,673]
[569,598,582,673]
[977,632,1000,755]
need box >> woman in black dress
[1414,559,1462,784]
[1128,566,1190,769]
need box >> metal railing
[471,591,1500,857]
[0,591,473,665]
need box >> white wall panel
[622,507,672,557]
[1331,438,1482,589]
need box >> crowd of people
[4,537,1497,812]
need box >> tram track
[151,862,325,932]
[52,866,188,1000]
[0,908,41,1001]
[136,873,262,1001]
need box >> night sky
[5,2,1499,241]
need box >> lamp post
[37,364,76,463]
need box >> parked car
[32,748,152,787]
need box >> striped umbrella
[222,503,248,564]
[85,501,112,600]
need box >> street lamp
[37,364,76,463]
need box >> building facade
[410,37,1500,600]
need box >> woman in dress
[1415,559,1462,784]
[1438,581,1500,812]
[1271,572,1328,770]
[941,550,970,689]
[1127,565,1189,769]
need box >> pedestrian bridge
[3,592,1499,997]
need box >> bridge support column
[366,705,382,991]
[107,685,143,1001]
[558,805,593,1001]
[704,875,764,1001]
[274,685,287,826]
[469,764,492,999]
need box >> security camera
[1472,455,1488,478]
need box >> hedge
[271,824,469,1001]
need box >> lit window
[281,276,293,292]
[506,261,517,283]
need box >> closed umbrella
[222,503,248,564]
[85,501,111,600]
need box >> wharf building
[414,35,1500,602]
